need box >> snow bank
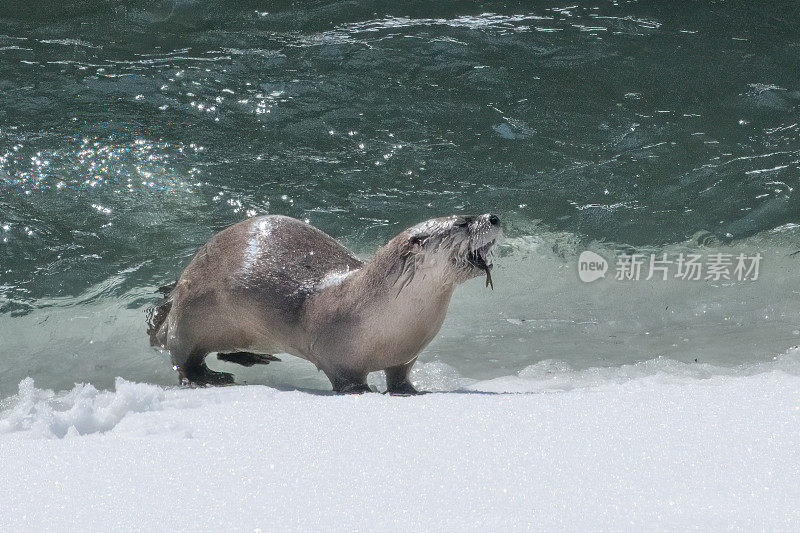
[0,377,165,438]
[1,361,800,531]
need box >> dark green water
[2,1,800,395]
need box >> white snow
[2,355,800,531]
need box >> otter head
[402,213,501,288]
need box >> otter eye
[409,234,429,246]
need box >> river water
[1,1,800,395]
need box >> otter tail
[146,282,176,348]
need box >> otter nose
[488,214,501,226]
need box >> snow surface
[2,357,800,531]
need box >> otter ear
[409,232,428,246]
[453,216,473,228]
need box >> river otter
[147,213,500,393]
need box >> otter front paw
[386,381,425,396]
[334,383,373,394]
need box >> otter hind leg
[217,351,281,367]
[385,358,424,396]
[172,348,234,386]
[180,360,235,386]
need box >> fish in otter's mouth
[406,213,501,290]
[467,239,496,289]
